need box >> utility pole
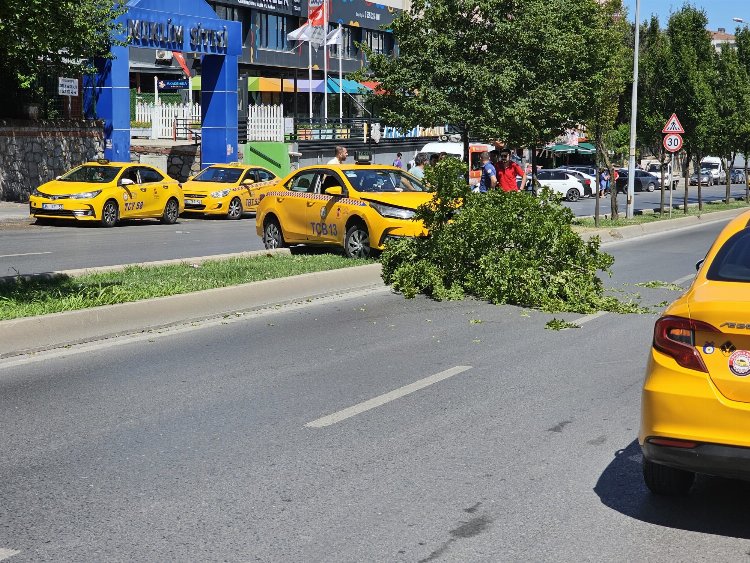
[626,0,640,218]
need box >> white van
[410,141,493,185]
[700,156,726,185]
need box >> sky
[621,0,745,31]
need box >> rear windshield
[60,165,122,183]
[702,162,720,170]
[707,229,750,282]
[193,167,243,183]
[342,169,425,192]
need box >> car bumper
[29,200,99,221]
[640,348,750,477]
[374,222,427,249]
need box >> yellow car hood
[37,180,108,195]
[359,192,433,209]
[182,181,233,194]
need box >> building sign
[58,77,78,96]
[128,18,229,51]
[330,0,398,28]
[223,0,301,15]
[158,79,189,90]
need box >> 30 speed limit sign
[663,133,683,153]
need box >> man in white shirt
[410,153,427,180]
[327,146,348,165]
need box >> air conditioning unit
[155,50,173,61]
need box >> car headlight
[210,189,230,198]
[68,190,102,199]
[31,188,42,197]
[370,202,416,219]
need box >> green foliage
[380,158,633,314]
[546,318,580,330]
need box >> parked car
[535,169,586,201]
[564,165,598,178]
[700,156,726,185]
[559,169,594,197]
[646,162,679,190]
[689,169,712,186]
[615,169,659,193]
[731,169,746,185]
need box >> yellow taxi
[181,163,278,219]
[640,209,750,495]
[255,162,430,258]
[29,160,183,227]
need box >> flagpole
[308,38,313,121]
[323,0,328,124]
[338,25,343,122]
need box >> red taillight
[653,315,719,372]
[647,437,698,448]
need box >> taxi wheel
[642,458,695,496]
[263,218,286,249]
[101,200,119,228]
[161,198,180,224]
[345,224,371,258]
[227,197,243,220]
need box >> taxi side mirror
[696,258,705,271]
[119,178,134,186]
[325,186,343,196]
[241,178,255,185]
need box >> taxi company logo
[728,350,750,377]
[703,342,715,354]
[721,341,737,356]
[721,322,750,329]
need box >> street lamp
[626,0,640,219]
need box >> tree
[0,0,125,114]
[735,26,750,203]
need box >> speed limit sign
[663,133,683,153]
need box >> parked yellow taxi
[640,209,750,495]
[29,160,183,227]
[255,162,430,258]
[181,163,278,219]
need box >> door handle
[162,184,169,189]
[140,187,147,192]
[307,201,315,207]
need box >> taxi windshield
[193,167,243,183]
[343,169,425,192]
[60,165,122,183]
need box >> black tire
[227,197,243,220]
[642,458,695,496]
[161,198,179,224]
[344,223,371,258]
[263,217,285,249]
[647,182,656,192]
[101,199,118,228]
[565,188,580,202]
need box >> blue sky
[622,0,745,31]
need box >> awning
[326,78,369,94]
[190,76,368,94]
[359,80,385,94]
[576,142,596,154]
[547,142,595,155]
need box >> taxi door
[138,166,167,217]
[274,171,320,243]
[306,171,347,244]
[118,167,142,218]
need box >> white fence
[135,102,201,140]
[248,105,285,142]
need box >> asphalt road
[4,222,750,561]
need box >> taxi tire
[227,197,243,220]
[263,217,286,249]
[101,200,119,228]
[345,224,371,258]
[161,198,180,224]
[642,458,695,496]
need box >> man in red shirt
[495,148,527,192]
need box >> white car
[536,169,587,201]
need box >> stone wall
[0,120,104,202]
[130,143,201,182]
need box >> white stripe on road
[0,251,52,258]
[0,549,20,561]
[671,273,695,285]
[305,365,472,428]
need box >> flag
[171,51,191,78]
[307,3,325,26]
[287,23,313,42]
[287,3,325,46]
[325,27,342,46]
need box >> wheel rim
[264,222,282,249]
[566,189,579,202]
[648,183,655,192]
[347,228,370,258]
[228,198,242,219]
[103,202,117,225]
[166,200,178,222]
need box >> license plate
[185,199,200,205]
[42,203,63,210]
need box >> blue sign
[158,79,189,90]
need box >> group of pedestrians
[477,149,527,193]
[598,168,619,197]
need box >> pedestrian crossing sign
[662,113,685,134]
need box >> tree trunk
[659,147,666,215]
[683,149,691,214]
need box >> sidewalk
[0,202,28,223]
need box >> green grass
[573,199,750,229]
[0,253,370,321]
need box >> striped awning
[191,76,369,94]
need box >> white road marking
[0,251,52,258]
[671,273,695,285]
[0,549,20,561]
[305,365,472,428]
[567,311,608,328]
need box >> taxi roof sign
[662,113,685,134]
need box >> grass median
[0,253,371,321]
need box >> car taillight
[653,315,719,372]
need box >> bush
[381,158,628,314]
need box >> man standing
[495,148,526,192]
[410,153,427,180]
[476,151,496,193]
[327,146,348,165]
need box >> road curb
[0,262,384,359]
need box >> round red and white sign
[663,133,683,153]
[728,350,750,377]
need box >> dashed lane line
[305,365,472,428]
[0,251,51,258]
[0,549,20,561]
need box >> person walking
[476,151,496,193]
[599,168,610,197]
[327,146,348,165]
[410,153,427,180]
[392,152,403,168]
[495,148,526,192]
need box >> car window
[256,169,275,182]
[288,172,318,193]
[241,169,256,183]
[193,167,243,183]
[60,165,122,183]
[537,171,550,180]
[707,230,750,282]
[342,169,425,192]
[320,172,345,192]
[552,171,566,180]
[139,167,164,183]
[120,167,140,184]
